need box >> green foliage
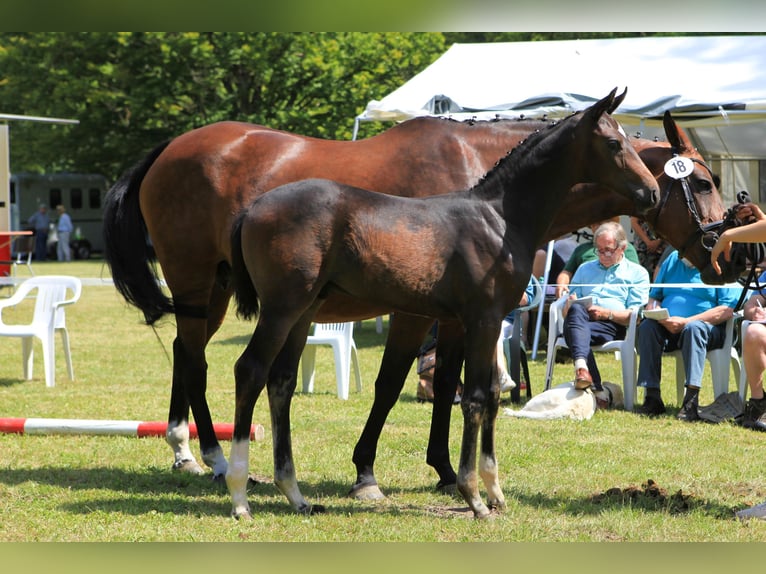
[0,32,446,183]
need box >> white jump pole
[0,417,265,441]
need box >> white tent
[356,35,766,203]
[356,35,766,358]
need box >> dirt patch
[589,478,694,513]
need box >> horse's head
[579,88,659,215]
[640,111,747,284]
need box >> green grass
[1,260,766,541]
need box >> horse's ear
[663,110,693,153]
[608,88,627,114]
[584,87,619,123]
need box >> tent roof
[359,35,766,159]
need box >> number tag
[663,156,694,180]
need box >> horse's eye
[607,139,622,153]
[695,179,713,195]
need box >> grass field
[1,259,766,542]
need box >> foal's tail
[103,141,175,325]
[229,211,261,321]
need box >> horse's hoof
[473,506,494,520]
[172,459,205,475]
[231,509,253,521]
[435,480,458,497]
[488,500,507,512]
[212,473,226,486]
[349,482,386,501]
[310,503,326,514]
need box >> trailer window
[49,188,62,209]
[71,188,82,210]
[89,188,101,209]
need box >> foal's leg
[350,313,434,500]
[457,324,505,519]
[227,316,285,519]
[267,316,318,514]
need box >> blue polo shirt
[570,256,650,311]
[650,250,741,317]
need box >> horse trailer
[10,172,109,259]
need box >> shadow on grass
[0,463,745,520]
[0,465,463,518]
[0,377,28,388]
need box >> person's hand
[587,305,610,322]
[710,234,731,275]
[735,202,766,224]
[659,316,687,334]
[555,284,569,299]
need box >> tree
[0,32,446,182]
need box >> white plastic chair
[0,275,82,387]
[544,295,640,411]
[301,322,361,400]
[669,316,740,405]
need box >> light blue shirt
[650,250,741,317]
[570,256,650,311]
[57,212,73,233]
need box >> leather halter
[646,153,723,259]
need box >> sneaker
[742,398,766,431]
[500,372,516,393]
[638,394,666,416]
[676,400,700,422]
[574,368,593,390]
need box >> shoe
[742,398,766,431]
[676,400,700,422]
[500,372,516,393]
[638,395,666,416]
[574,368,593,390]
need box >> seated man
[554,217,640,298]
[562,221,650,391]
[636,249,741,419]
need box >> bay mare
[225,90,659,518]
[103,93,745,506]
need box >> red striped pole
[0,418,265,441]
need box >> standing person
[562,221,650,391]
[27,204,50,261]
[636,249,741,419]
[630,216,666,278]
[55,205,73,261]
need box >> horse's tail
[229,210,260,321]
[103,141,175,325]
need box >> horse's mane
[470,112,577,193]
